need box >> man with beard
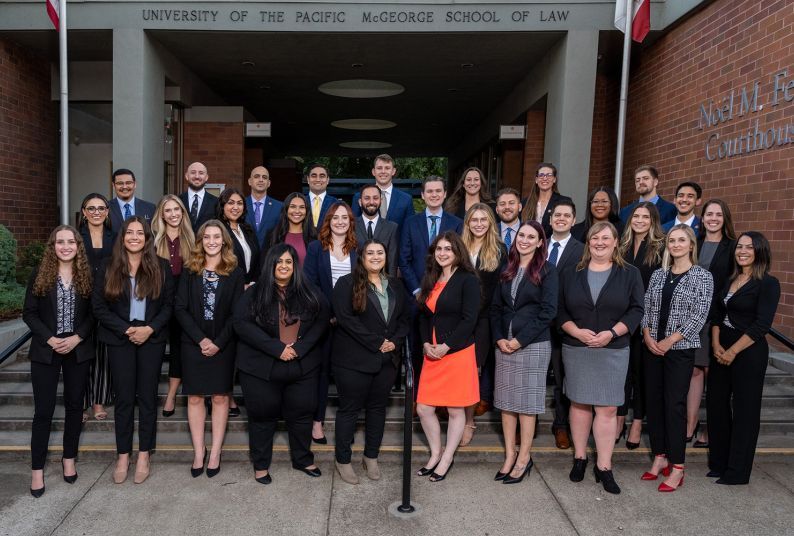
[179,161,218,232]
[619,165,678,224]
[352,154,415,229]
[354,184,399,277]
[494,188,523,249]
[662,181,703,233]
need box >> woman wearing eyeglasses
[571,187,625,244]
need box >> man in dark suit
[108,168,156,233]
[355,184,399,277]
[546,198,585,449]
[305,163,338,228]
[494,188,523,248]
[662,181,703,233]
[245,165,283,248]
[352,154,415,229]
[619,164,678,224]
[179,161,218,232]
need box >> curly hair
[33,225,92,298]
[317,201,357,255]
[184,220,238,276]
[152,194,195,263]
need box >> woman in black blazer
[707,232,780,485]
[444,166,496,220]
[303,201,358,444]
[93,216,174,485]
[689,199,737,448]
[78,193,116,421]
[23,225,94,497]
[520,162,573,239]
[557,221,644,495]
[571,187,625,243]
[174,220,245,478]
[415,232,480,482]
[264,192,317,267]
[331,239,409,484]
[233,244,330,485]
[217,187,260,285]
[616,202,664,448]
[460,203,507,445]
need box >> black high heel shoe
[503,458,533,484]
[569,457,588,482]
[62,459,78,484]
[191,448,207,478]
[292,463,322,477]
[593,466,621,494]
[162,399,175,417]
[494,453,518,481]
[686,421,700,443]
[615,423,627,445]
[30,485,45,498]
[207,451,222,478]
[429,460,454,482]
[417,462,439,477]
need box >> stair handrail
[0,329,32,367]
[769,327,794,352]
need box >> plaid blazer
[641,265,713,350]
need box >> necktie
[379,189,388,219]
[504,228,512,249]
[190,194,199,224]
[549,241,560,266]
[312,195,321,226]
[429,215,439,241]
[367,220,374,239]
[124,203,131,220]
[254,201,262,229]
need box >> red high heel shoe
[658,465,685,492]
[641,455,671,481]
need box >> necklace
[668,267,690,284]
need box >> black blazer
[22,270,94,364]
[474,243,508,318]
[331,274,410,373]
[712,273,780,342]
[224,222,260,284]
[451,200,497,221]
[174,267,245,351]
[79,226,116,276]
[179,191,219,232]
[557,264,645,348]
[419,270,480,352]
[354,217,399,278]
[623,238,661,290]
[571,216,625,244]
[92,258,175,346]
[491,264,558,347]
[233,284,330,381]
[698,236,736,296]
[553,236,585,274]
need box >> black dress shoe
[191,448,207,478]
[162,407,175,417]
[706,470,722,478]
[429,460,454,482]
[569,457,588,482]
[30,486,45,498]
[504,459,533,484]
[207,452,222,478]
[62,459,78,484]
[593,466,621,494]
[494,459,516,481]
[255,473,272,485]
[686,421,700,443]
[417,463,439,477]
[312,436,328,445]
[716,478,746,485]
[228,406,241,418]
[292,463,322,477]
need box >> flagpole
[613,0,633,205]
[59,0,69,225]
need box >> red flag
[46,0,60,31]
[615,0,650,43]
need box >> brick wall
[589,72,619,192]
[183,122,244,192]
[521,109,546,196]
[591,0,794,338]
[0,38,58,246]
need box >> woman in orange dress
[415,231,480,482]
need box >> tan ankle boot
[335,461,359,484]
[362,456,381,480]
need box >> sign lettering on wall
[700,69,794,161]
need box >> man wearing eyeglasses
[305,163,338,228]
[108,168,156,233]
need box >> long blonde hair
[577,221,625,270]
[661,224,699,271]
[619,202,664,267]
[184,220,239,276]
[152,194,194,262]
[461,203,503,272]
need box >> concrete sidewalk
[3,455,794,536]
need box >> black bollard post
[398,347,416,514]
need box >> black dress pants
[619,333,647,419]
[167,318,182,379]
[314,330,333,423]
[474,316,495,403]
[31,352,90,469]
[550,341,570,431]
[239,363,318,471]
[707,326,766,484]
[107,340,165,454]
[644,347,694,465]
[333,361,397,464]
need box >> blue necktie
[548,241,560,266]
[504,228,512,249]
[429,215,439,241]
[124,203,132,220]
[254,201,263,229]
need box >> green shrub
[17,241,45,285]
[0,225,30,318]
[0,225,17,285]
[0,283,25,319]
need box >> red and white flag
[614,0,650,43]
[46,0,60,31]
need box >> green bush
[16,240,45,285]
[0,225,28,318]
[0,283,25,320]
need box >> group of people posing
[23,155,780,499]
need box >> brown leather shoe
[473,400,491,417]
[554,428,571,450]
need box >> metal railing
[398,348,416,514]
[769,327,794,351]
[0,329,31,367]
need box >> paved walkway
[3,454,794,536]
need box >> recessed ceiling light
[461,63,474,68]
[319,80,404,99]
[339,141,393,149]
[241,60,255,67]
[258,84,271,90]
[331,119,396,130]
[447,88,459,93]
[351,63,364,68]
